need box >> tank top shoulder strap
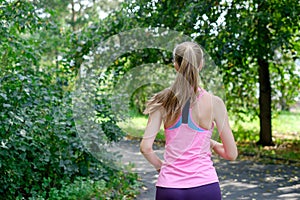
[182,98,190,124]
[197,87,205,99]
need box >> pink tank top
[156,89,219,188]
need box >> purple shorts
[156,182,222,200]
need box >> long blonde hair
[144,42,204,124]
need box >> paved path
[114,139,300,200]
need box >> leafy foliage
[0,63,133,198]
[105,0,300,145]
[25,173,141,200]
[110,0,300,116]
[0,1,139,199]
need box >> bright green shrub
[0,69,127,199]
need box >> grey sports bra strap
[182,98,191,124]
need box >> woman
[140,41,238,200]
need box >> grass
[118,111,300,166]
[118,113,166,141]
[232,111,300,166]
[231,111,300,141]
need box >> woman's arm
[210,139,231,160]
[212,96,238,160]
[140,109,163,171]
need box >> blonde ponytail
[144,42,204,124]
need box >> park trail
[114,138,300,200]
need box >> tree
[213,0,300,145]
[103,0,300,146]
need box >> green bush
[0,1,138,199]
[0,69,130,199]
[24,172,141,200]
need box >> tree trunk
[256,1,274,146]
[257,58,274,146]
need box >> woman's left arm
[140,109,163,171]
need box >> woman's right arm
[211,96,238,161]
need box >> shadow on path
[114,139,300,200]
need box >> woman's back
[163,88,213,142]
[164,89,213,130]
[191,90,214,130]
[157,88,219,188]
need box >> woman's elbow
[140,146,150,154]
[140,141,153,154]
[227,150,238,161]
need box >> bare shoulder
[210,94,227,113]
[196,91,225,109]
[212,95,225,105]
